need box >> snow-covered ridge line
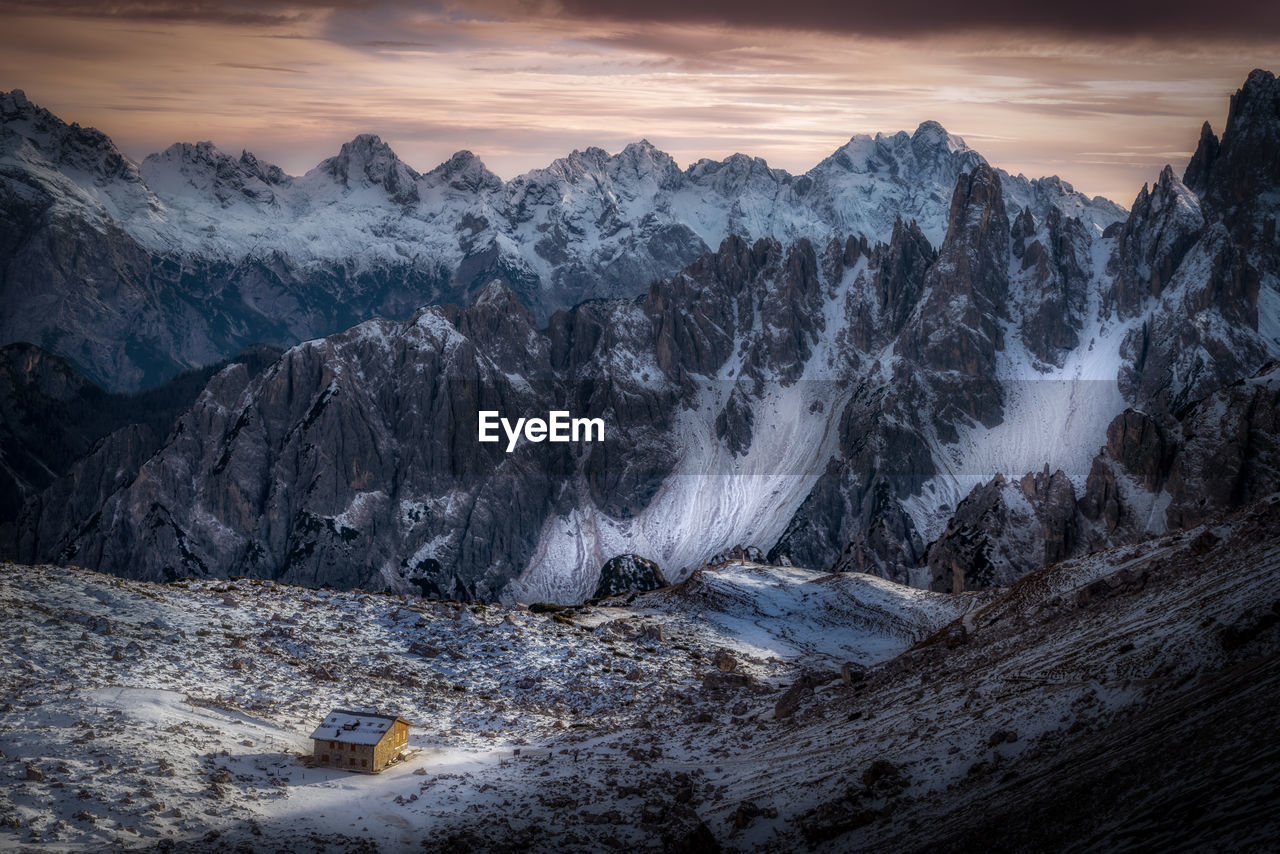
[0,88,1125,272]
[0,86,1129,394]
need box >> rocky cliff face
[925,467,1081,593]
[1014,207,1092,368]
[931,361,1280,592]
[0,342,278,548]
[770,376,934,586]
[897,164,1010,437]
[1191,69,1280,254]
[781,71,1280,593]
[1082,364,1280,541]
[0,344,108,532]
[17,286,571,598]
[773,164,1082,584]
[1110,70,1280,415]
[1105,166,1204,322]
[1163,364,1280,529]
[12,233,846,600]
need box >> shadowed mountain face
[0,342,280,547]
[3,71,1279,603]
[0,89,1121,392]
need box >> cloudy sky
[1,1,1277,203]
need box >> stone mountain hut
[311,709,410,773]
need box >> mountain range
[1,87,1120,392]
[2,71,1278,605]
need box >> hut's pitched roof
[310,709,408,745]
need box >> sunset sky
[1,1,1277,204]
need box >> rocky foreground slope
[1,494,1277,852]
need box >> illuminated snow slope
[508,382,847,604]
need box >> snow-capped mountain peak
[425,149,502,194]
[140,141,288,207]
[820,122,980,180]
[911,119,970,155]
[312,133,421,204]
[614,138,683,185]
[0,89,144,189]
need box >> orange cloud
[0,5,1274,203]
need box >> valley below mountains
[1,492,1277,851]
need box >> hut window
[349,758,355,766]
[361,759,367,767]
[321,754,329,762]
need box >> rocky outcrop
[905,165,1010,373]
[846,220,935,352]
[771,378,933,585]
[1015,207,1092,368]
[780,168,1015,584]
[1077,408,1174,540]
[1193,69,1280,251]
[897,164,1010,438]
[14,422,158,563]
[647,235,762,381]
[1116,223,1266,414]
[593,554,666,599]
[14,291,568,596]
[0,342,278,548]
[1080,362,1280,538]
[1182,121,1220,196]
[0,344,109,536]
[874,220,934,340]
[1102,408,1172,493]
[746,239,825,385]
[774,156,1132,586]
[645,235,830,387]
[826,485,924,584]
[715,389,755,457]
[1164,363,1280,529]
[928,361,1280,593]
[705,545,766,566]
[1018,466,1082,564]
[1113,70,1278,414]
[1105,166,1203,321]
[925,467,1082,593]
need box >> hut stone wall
[312,718,408,773]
